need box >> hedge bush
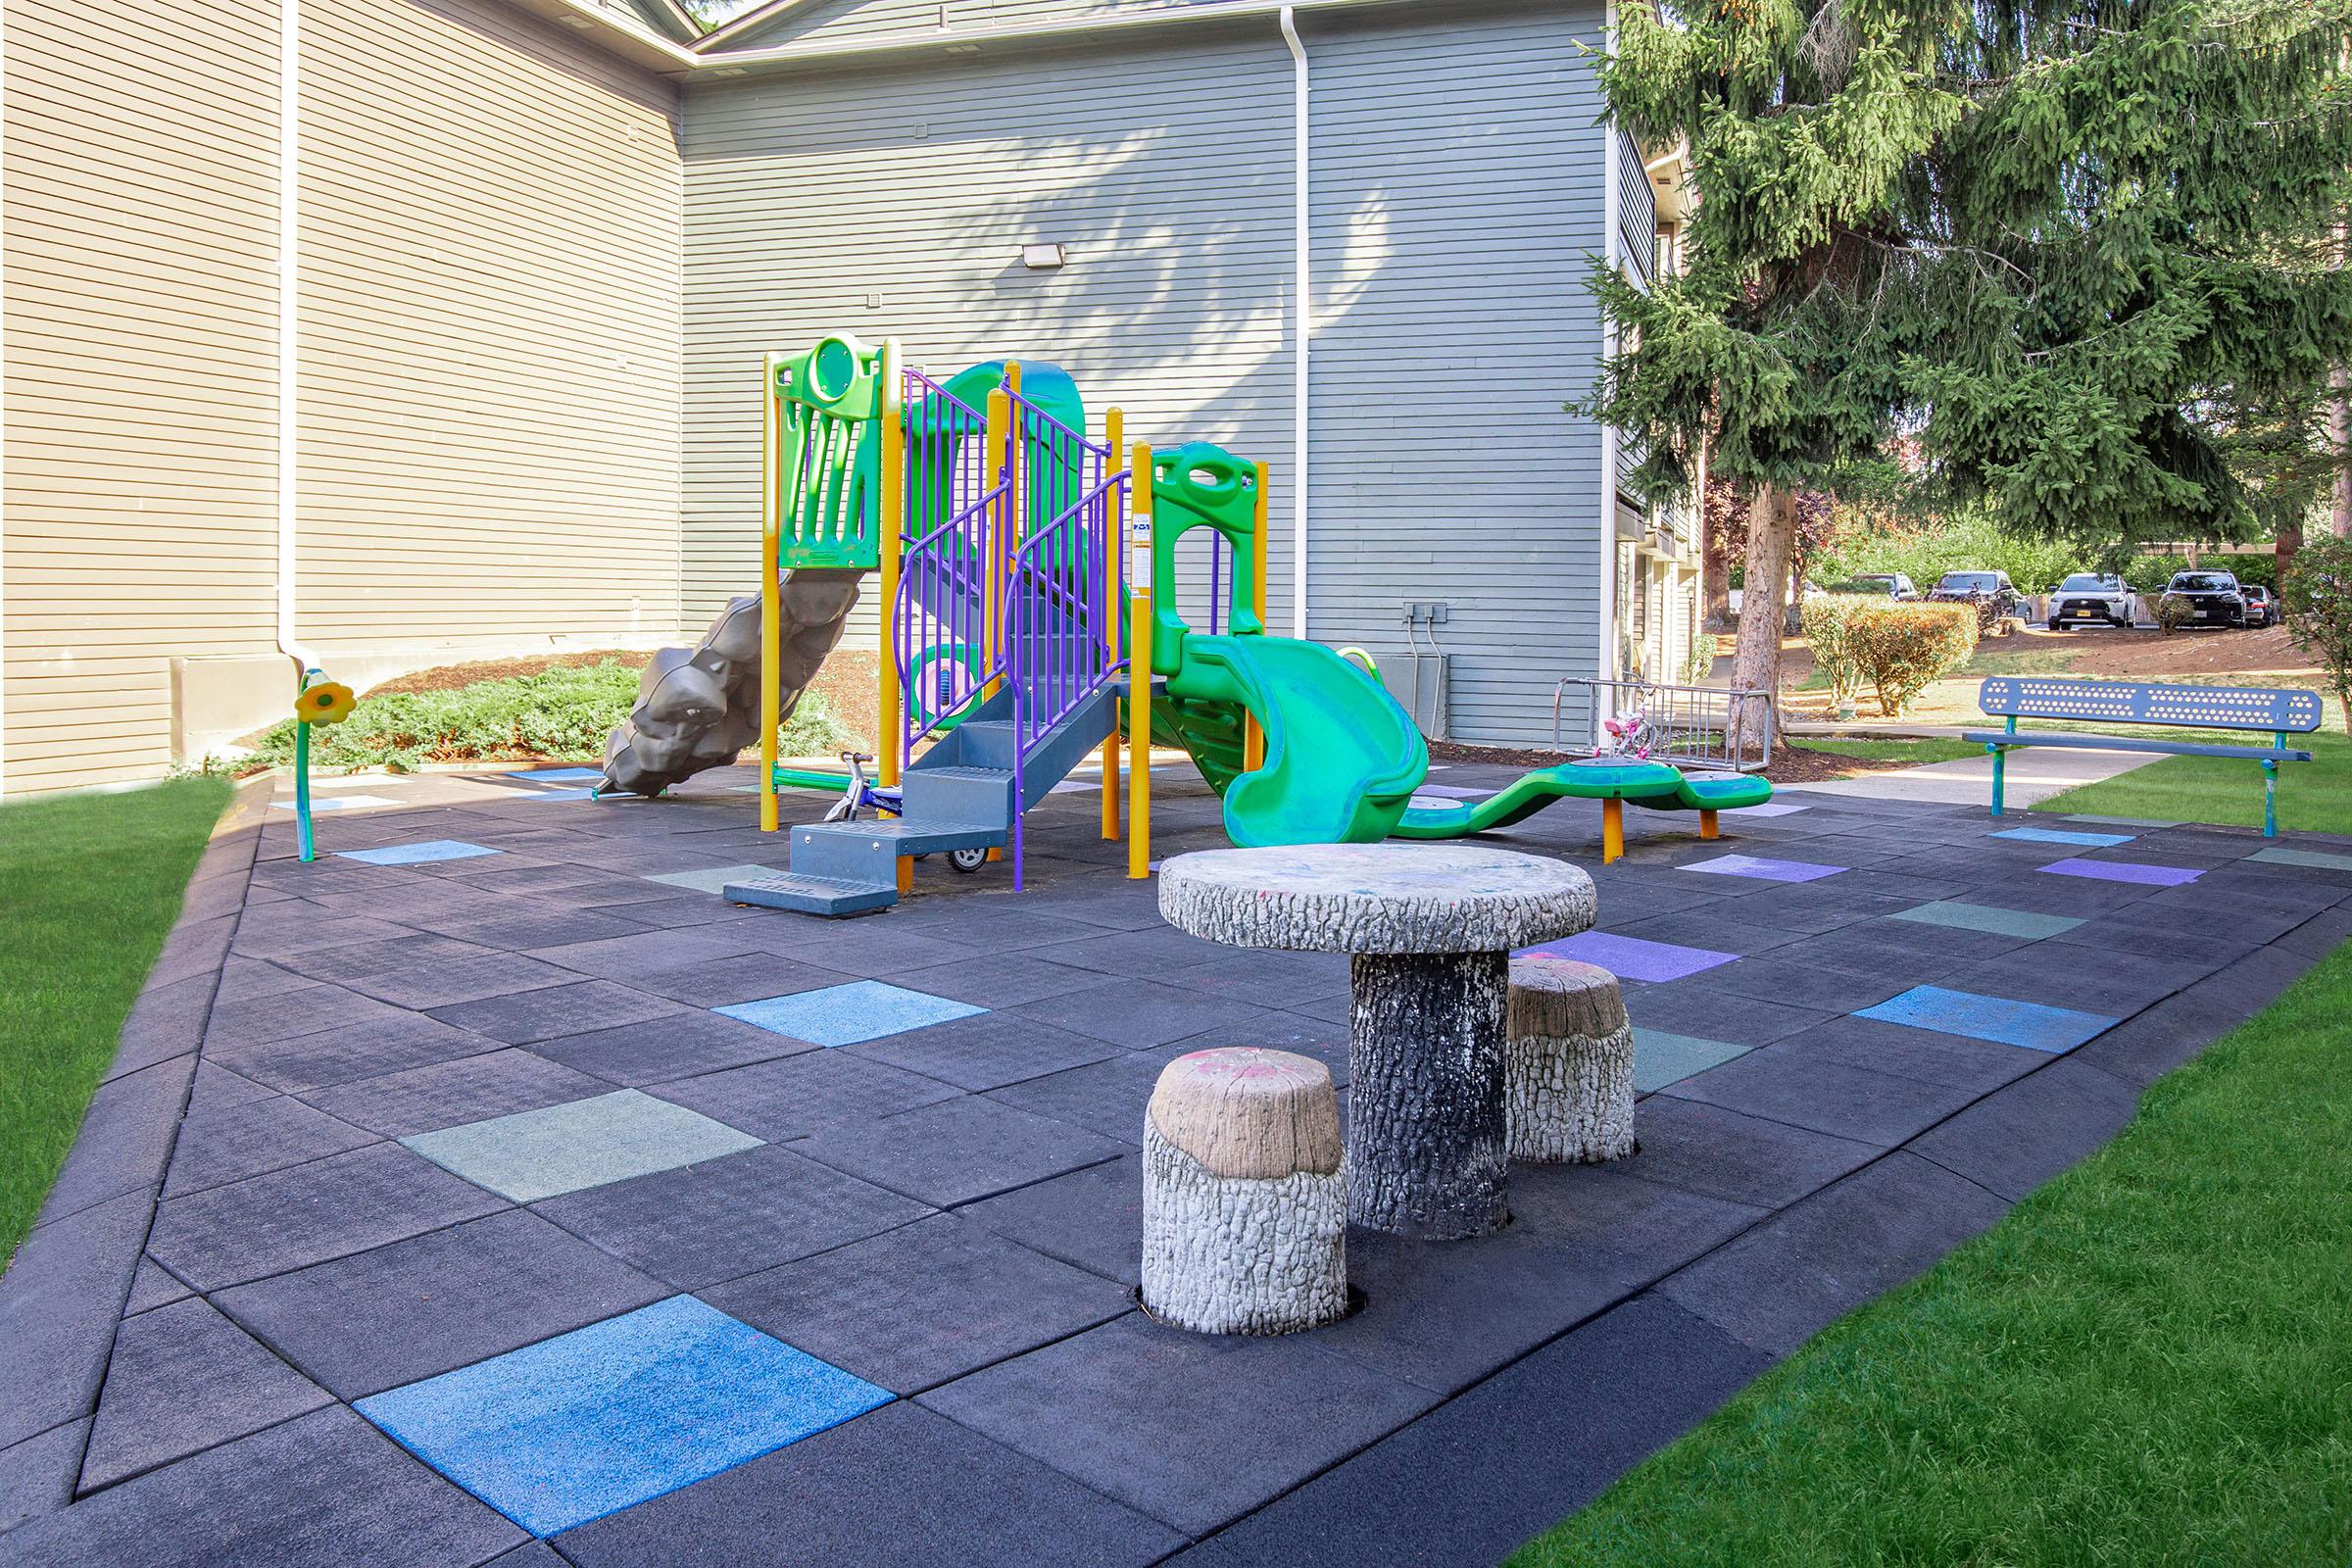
[1799,595,1878,714]
[1847,602,1980,717]
[238,660,854,773]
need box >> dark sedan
[2160,570,2247,629]
[2241,584,2278,628]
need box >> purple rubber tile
[1516,931,1737,983]
[1680,854,1844,884]
[2037,857,2203,888]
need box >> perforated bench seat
[1975,676,2324,836]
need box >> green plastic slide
[1166,633,1426,845]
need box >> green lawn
[1512,945,2352,1567]
[1790,736,1984,766]
[2034,725,2352,834]
[0,777,231,1263]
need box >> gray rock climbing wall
[601,567,865,798]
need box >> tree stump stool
[1505,956,1635,1162]
[1159,845,1595,1241]
[1141,1048,1348,1335]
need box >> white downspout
[1281,5,1310,639]
[276,0,318,674]
[1595,0,1621,705]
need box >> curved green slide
[1164,633,1426,845]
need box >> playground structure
[594,334,1771,915]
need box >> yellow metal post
[1700,808,1720,841]
[1242,459,1271,772]
[759,354,783,834]
[983,387,1010,700]
[1129,441,1154,879]
[876,340,904,790]
[1101,408,1125,841]
[1602,798,1625,864]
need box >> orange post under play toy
[1601,798,1625,863]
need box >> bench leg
[1988,745,2005,818]
[1601,798,1624,864]
[2264,760,2278,838]
[1699,808,1719,841]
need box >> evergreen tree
[1580,0,2352,736]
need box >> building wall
[296,0,686,653]
[679,0,1608,745]
[2,0,283,794]
[0,0,687,796]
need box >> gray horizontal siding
[1301,1,1606,744]
[682,29,1298,651]
[680,0,1608,745]
[714,0,1232,52]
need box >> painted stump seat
[1505,955,1635,1163]
[1159,844,1594,1241]
[1142,1048,1348,1336]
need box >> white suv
[2046,572,2133,629]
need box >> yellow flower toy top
[296,680,357,726]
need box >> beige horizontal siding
[296,0,688,650]
[1,0,283,795]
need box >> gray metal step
[724,872,898,916]
[901,765,1014,827]
[789,815,1002,882]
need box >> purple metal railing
[894,368,1002,768]
[890,368,1129,888]
[999,385,1124,888]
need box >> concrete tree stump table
[1159,844,1595,1240]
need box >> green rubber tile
[2249,847,2352,872]
[402,1090,761,1202]
[2063,814,2182,828]
[1634,1030,1751,1093]
[1888,901,2084,940]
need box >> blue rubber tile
[401,1090,762,1202]
[716,981,986,1048]
[512,767,604,782]
[1987,826,2136,848]
[1888,901,2083,940]
[356,1296,890,1538]
[1856,984,2118,1054]
[336,840,503,866]
[513,787,601,803]
[1679,853,1844,884]
[269,794,400,811]
[641,863,786,896]
[1633,1029,1751,1092]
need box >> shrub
[1799,595,1878,715]
[1846,602,1980,717]
[2153,592,2198,636]
[2280,538,2352,734]
[237,660,855,773]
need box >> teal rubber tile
[356,1296,888,1537]
[1857,984,2117,1054]
[337,841,502,867]
[642,863,787,897]
[2065,813,2181,828]
[1989,826,2136,848]
[1635,1029,1751,1093]
[717,981,985,1048]
[401,1090,761,1202]
[1888,901,2084,940]
[2250,846,2352,871]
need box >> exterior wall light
[1021,243,1067,270]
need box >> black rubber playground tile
[955,1152,1145,1286]
[703,1213,1135,1395]
[792,1096,1130,1208]
[1011,978,1272,1050]
[532,1010,819,1087]
[845,1010,1125,1094]
[647,1048,959,1142]
[423,978,698,1046]
[200,1010,509,1097]
[1619,1095,1884,1209]
[80,1296,331,1490]
[297,1049,609,1139]
[163,1093,378,1197]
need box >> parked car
[2045,572,2133,629]
[1848,573,1920,601]
[1927,569,2026,626]
[2158,570,2248,630]
[2241,583,2278,628]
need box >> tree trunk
[2332,363,2352,537]
[2278,514,2303,582]
[1729,483,1794,753]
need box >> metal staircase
[723,683,1119,916]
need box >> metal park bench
[1969,677,2324,837]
